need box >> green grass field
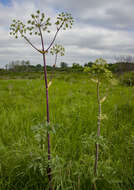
[0,72,134,190]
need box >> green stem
[93,79,101,190]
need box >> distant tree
[7,60,31,72]
[72,63,83,71]
[35,64,43,71]
[108,63,119,73]
[115,55,134,63]
[114,55,134,73]
[60,62,68,68]
[25,60,30,66]
[5,64,8,71]
[0,68,4,72]
[46,65,53,71]
[84,61,93,67]
[36,64,42,68]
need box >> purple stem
[43,53,51,180]
[39,26,52,188]
[93,79,101,190]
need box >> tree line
[1,55,134,73]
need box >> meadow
[0,72,134,190]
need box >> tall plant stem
[43,53,51,178]
[54,53,58,67]
[39,27,52,189]
[93,79,101,190]
[50,54,57,81]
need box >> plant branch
[46,23,64,52]
[38,27,45,51]
[23,36,41,53]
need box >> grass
[0,72,134,189]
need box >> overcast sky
[0,0,134,67]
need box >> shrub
[119,72,134,86]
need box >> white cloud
[0,0,134,68]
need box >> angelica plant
[84,58,112,190]
[10,10,74,189]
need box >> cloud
[0,0,134,68]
